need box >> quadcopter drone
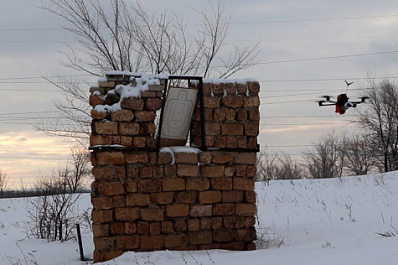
[317,80,368,115]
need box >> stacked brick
[191,79,260,150]
[89,72,165,149]
[89,72,260,263]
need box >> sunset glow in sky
[2,0,398,186]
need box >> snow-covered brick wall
[89,72,260,262]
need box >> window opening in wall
[157,75,206,150]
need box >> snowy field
[1,172,398,265]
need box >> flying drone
[317,80,368,115]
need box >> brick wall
[89,72,260,262]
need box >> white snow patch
[159,146,201,164]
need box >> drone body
[317,81,368,115]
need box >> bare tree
[341,134,377,176]
[356,79,398,172]
[303,132,345,178]
[39,0,260,142]
[256,151,304,182]
[0,170,9,197]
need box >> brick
[213,203,234,216]
[166,204,189,217]
[92,209,113,223]
[97,181,124,196]
[174,218,187,232]
[164,165,177,177]
[121,97,144,110]
[213,109,226,122]
[234,178,255,191]
[248,109,260,121]
[213,229,236,242]
[119,122,140,135]
[245,123,259,136]
[237,228,257,242]
[165,234,189,248]
[110,109,134,122]
[210,178,233,190]
[91,109,107,120]
[226,136,238,148]
[150,222,161,235]
[202,165,224,177]
[234,216,256,229]
[198,191,221,203]
[94,237,114,251]
[90,135,120,146]
[235,165,247,176]
[235,153,256,164]
[158,152,173,164]
[140,235,164,250]
[247,165,257,178]
[222,95,243,108]
[140,122,156,135]
[132,137,146,148]
[115,207,139,221]
[140,208,164,221]
[98,80,116,88]
[94,151,125,166]
[224,166,235,177]
[237,137,248,149]
[162,178,185,191]
[92,196,113,210]
[224,82,237,95]
[174,152,198,164]
[94,250,123,263]
[137,222,149,235]
[92,166,125,180]
[124,222,137,235]
[145,97,163,110]
[222,191,244,203]
[112,195,126,208]
[212,83,224,95]
[126,166,138,179]
[175,191,198,203]
[199,152,212,164]
[212,153,234,164]
[247,81,260,93]
[243,95,260,108]
[203,96,220,108]
[120,136,133,146]
[225,109,236,120]
[190,204,212,217]
[188,219,200,231]
[115,235,139,250]
[221,124,243,136]
[139,166,153,178]
[151,192,174,204]
[236,82,248,94]
[245,191,257,203]
[212,217,223,229]
[125,153,148,163]
[236,109,248,121]
[202,82,212,95]
[134,111,156,122]
[92,223,109,237]
[205,123,221,136]
[126,193,150,206]
[94,121,118,135]
[188,231,212,245]
[110,222,124,235]
[200,218,212,230]
[177,165,199,177]
[235,203,257,216]
[186,178,209,190]
[89,94,105,106]
[222,242,245,251]
[138,179,161,192]
[161,221,174,233]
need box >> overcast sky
[2,0,398,186]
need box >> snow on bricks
[89,72,260,262]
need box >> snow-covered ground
[1,172,397,265]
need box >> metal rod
[76,224,85,261]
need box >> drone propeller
[345,80,354,87]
